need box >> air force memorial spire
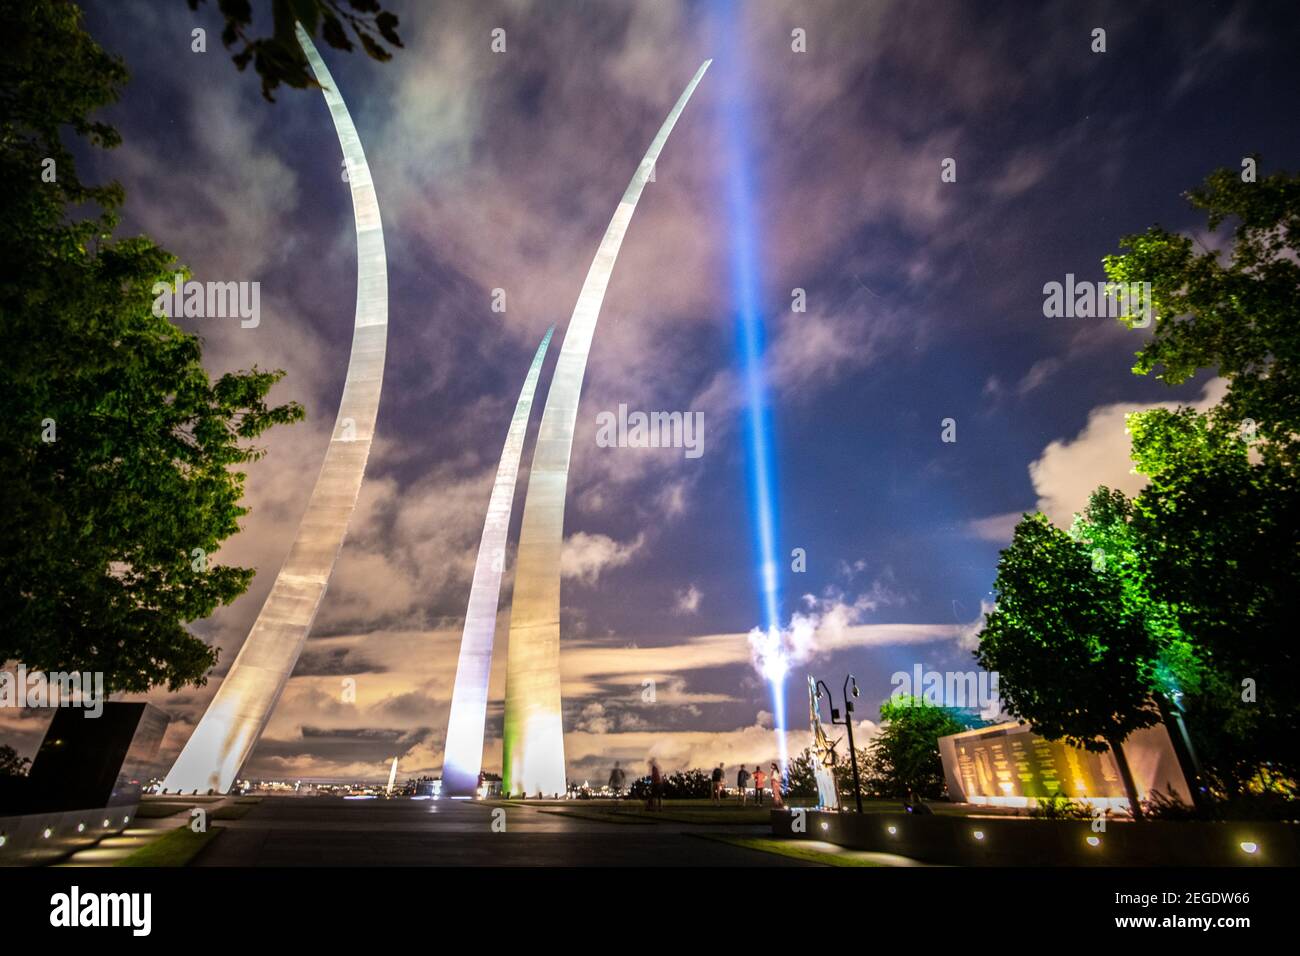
[500,61,712,797]
[441,329,555,797]
[163,26,389,794]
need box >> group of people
[728,762,783,807]
[606,760,785,809]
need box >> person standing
[648,758,663,811]
[710,762,725,805]
[608,761,626,797]
[736,765,751,805]
[769,762,784,808]
[753,765,767,806]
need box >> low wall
[0,804,137,867]
[771,809,1297,866]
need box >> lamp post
[816,675,864,813]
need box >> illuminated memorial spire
[163,25,389,794]
[500,61,712,797]
[441,329,554,797]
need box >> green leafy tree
[865,695,968,800]
[1068,487,1202,708]
[974,515,1159,818]
[187,0,403,101]
[0,0,303,693]
[1126,406,1299,796]
[1103,162,1300,799]
[649,768,712,799]
[1104,162,1300,467]
[785,748,819,798]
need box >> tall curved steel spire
[501,61,712,797]
[441,328,554,797]
[164,25,389,794]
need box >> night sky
[7,0,1297,784]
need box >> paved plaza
[184,797,813,867]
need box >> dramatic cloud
[1030,379,1227,526]
[673,584,703,615]
[963,512,1023,544]
[560,532,646,585]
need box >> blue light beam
[715,2,787,774]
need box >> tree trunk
[1108,735,1145,822]
[1156,694,1207,814]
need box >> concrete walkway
[189,796,811,866]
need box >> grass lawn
[113,826,222,867]
[691,834,889,867]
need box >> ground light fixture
[77,823,85,833]
[102,819,110,827]
[972,830,985,841]
[887,825,897,835]
[1240,841,1259,854]
[1086,835,1101,847]
[42,828,51,839]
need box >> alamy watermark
[890,665,1001,719]
[0,666,104,717]
[50,886,150,936]
[595,404,704,459]
[151,274,260,328]
[1042,274,1151,328]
